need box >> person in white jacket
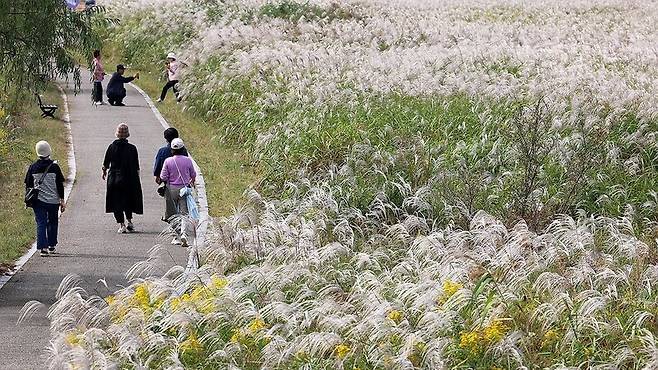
[157,52,181,102]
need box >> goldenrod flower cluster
[231,318,268,345]
[387,309,403,323]
[439,280,463,304]
[335,343,351,359]
[181,331,204,354]
[541,329,559,348]
[170,275,228,314]
[459,319,509,354]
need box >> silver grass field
[40,0,658,369]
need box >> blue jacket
[154,144,188,177]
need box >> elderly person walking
[102,123,143,233]
[159,138,196,246]
[154,127,188,220]
[25,141,66,256]
[156,52,181,103]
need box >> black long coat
[103,139,144,214]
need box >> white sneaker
[180,235,188,247]
[117,225,127,234]
[95,101,104,105]
[171,237,182,245]
[156,98,163,103]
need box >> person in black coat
[106,64,139,106]
[102,123,144,233]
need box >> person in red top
[92,50,105,105]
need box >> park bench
[35,94,58,118]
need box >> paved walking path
[0,73,190,369]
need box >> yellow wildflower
[439,280,462,304]
[387,309,403,323]
[180,331,204,354]
[459,330,480,352]
[335,343,351,359]
[482,319,508,343]
[105,295,115,305]
[541,329,559,347]
[443,280,462,296]
[133,283,150,309]
[248,318,266,332]
[209,275,228,290]
[170,293,192,312]
[230,328,246,343]
[65,332,82,346]
[196,299,216,314]
[190,285,209,302]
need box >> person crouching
[106,64,139,106]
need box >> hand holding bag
[25,161,55,208]
[157,182,166,197]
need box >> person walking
[106,64,139,106]
[24,141,66,256]
[91,49,105,105]
[102,123,143,233]
[153,128,188,219]
[159,138,196,246]
[156,53,181,103]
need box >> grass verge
[0,85,69,273]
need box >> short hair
[93,49,101,58]
[164,127,179,143]
[171,147,184,155]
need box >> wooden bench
[35,94,58,118]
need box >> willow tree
[0,1,110,108]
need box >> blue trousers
[33,200,59,249]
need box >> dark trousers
[160,80,179,101]
[114,211,133,224]
[107,93,125,106]
[93,82,103,102]
[33,200,59,249]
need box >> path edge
[128,82,210,267]
[0,85,77,290]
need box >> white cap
[171,138,185,150]
[167,52,177,60]
[35,140,52,158]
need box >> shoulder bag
[25,161,55,208]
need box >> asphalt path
[0,73,189,369]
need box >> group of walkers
[91,50,182,106]
[25,54,197,255]
[101,124,196,246]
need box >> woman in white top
[157,52,181,102]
